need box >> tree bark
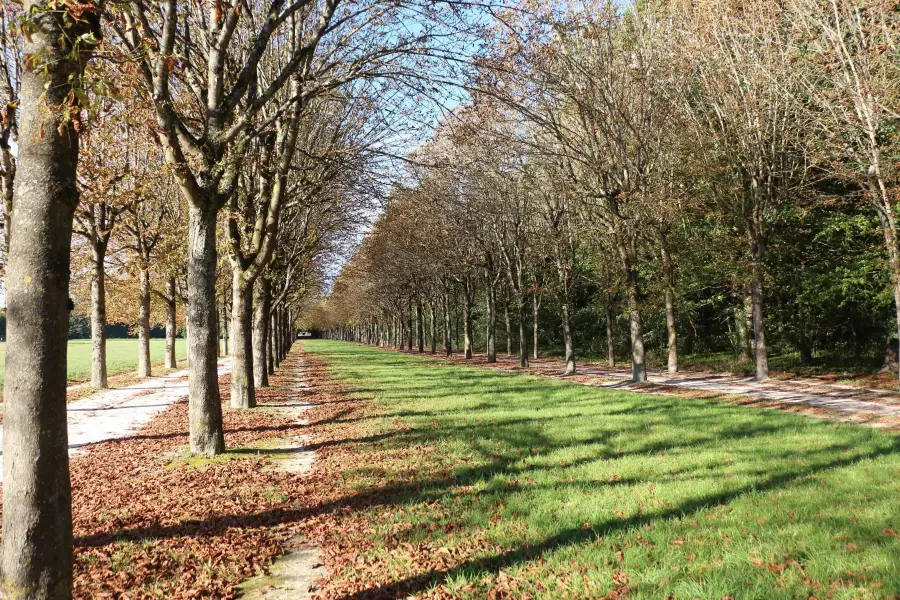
[416,296,424,352]
[659,241,678,374]
[90,244,108,388]
[230,269,256,409]
[137,266,152,378]
[429,301,436,354]
[486,281,496,363]
[268,311,276,375]
[186,199,226,456]
[504,302,512,355]
[518,295,529,368]
[165,277,177,369]
[561,302,575,375]
[253,277,270,388]
[463,279,473,359]
[615,232,646,383]
[605,303,615,367]
[443,290,452,356]
[221,296,230,357]
[532,291,540,360]
[0,4,93,590]
[750,235,769,381]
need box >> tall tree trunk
[268,312,276,375]
[735,298,751,361]
[518,295,529,368]
[532,292,540,360]
[407,300,414,351]
[90,244,108,388]
[605,303,615,367]
[750,235,769,381]
[504,302,512,355]
[463,279,473,359]
[221,296,230,357]
[165,277,177,369]
[443,291,452,356]
[137,266,152,378]
[186,199,226,455]
[659,242,678,374]
[615,233,646,383]
[253,277,270,388]
[0,6,91,589]
[486,281,496,363]
[416,296,424,352]
[561,302,575,375]
[230,270,255,409]
[429,301,436,354]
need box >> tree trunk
[407,300,414,351]
[443,291,452,356]
[532,292,539,359]
[615,233,646,383]
[268,311,276,375]
[561,302,575,375]
[605,303,615,367]
[735,298,751,361]
[660,242,678,374]
[486,281,496,363]
[221,297,230,357]
[429,301,436,354]
[518,295,529,368]
[416,296,424,352]
[750,236,769,381]
[137,266,152,378]
[186,199,226,455]
[463,279,473,359]
[1,8,89,589]
[90,244,108,388]
[165,277,177,369]
[505,302,512,355]
[253,277,270,388]
[230,269,255,409]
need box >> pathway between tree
[429,351,900,428]
[0,358,232,482]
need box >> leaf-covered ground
[1,341,898,598]
[303,340,900,600]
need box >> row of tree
[0,0,482,596]
[313,0,899,387]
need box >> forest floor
[407,350,900,429]
[298,340,899,599]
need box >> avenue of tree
[0,0,482,596]
[315,0,899,391]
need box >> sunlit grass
[307,340,900,599]
[0,339,188,387]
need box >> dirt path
[0,358,231,482]
[419,351,900,428]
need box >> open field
[305,340,900,599]
[0,339,187,388]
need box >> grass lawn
[306,340,900,599]
[0,339,188,387]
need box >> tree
[0,1,101,597]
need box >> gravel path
[0,358,231,482]
[435,352,900,425]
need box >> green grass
[0,339,188,387]
[305,340,900,599]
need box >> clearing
[0,338,188,388]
